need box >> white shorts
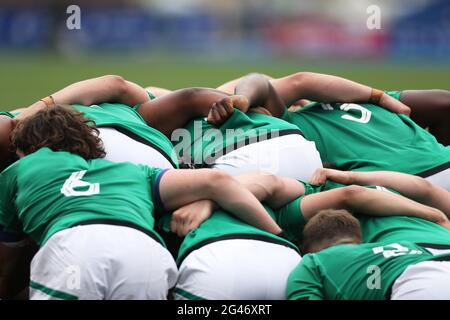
[424,168,450,192]
[213,134,323,181]
[30,224,178,300]
[174,239,301,300]
[391,260,450,300]
[98,128,175,169]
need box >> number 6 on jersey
[61,170,100,197]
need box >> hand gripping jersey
[173,109,303,166]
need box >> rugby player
[287,210,450,299]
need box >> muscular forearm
[296,72,372,103]
[270,72,370,107]
[344,186,447,224]
[346,171,450,217]
[302,185,448,227]
[138,88,230,136]
[209,177,283,234]
[159,169,282,234]
[270,72,410,115]
[16,76,149,121]
[51,76,149,106]
[401,90,450,114]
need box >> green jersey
[72,103,179,168]
[0,148,166,247]
[282,91,449,176]
[173,110,302,165]
[287,241,450,300]
[359,215,450,246]
[176,205,297,265]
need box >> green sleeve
[384,91,402,101]
[138,165,168,210]
[138,165,172,230]
[0,111,15,118]
[276,181,323,243]
[276,197,306,243]
[301,181,324,195]
[287,254,325,300]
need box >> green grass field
[1,53,449,111]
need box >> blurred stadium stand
[0,0,449,60]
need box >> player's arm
[310,168,450,218]
[269,72,411,115]
[300,185,450,229]
[157,169,282,235]
[233,171,305,209]
[16,75,150,120]
[399,89,450,145]
[287,255,325,300]
[400,90,450,119]
[137,88,239,136]
[138,76,280,136]
[168,171,304,236]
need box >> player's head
[11,105,106,160]
[0,114,18,171]
[301,209,362,254]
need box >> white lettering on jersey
[61,170,100,197]
[372,243,423,259]
[340,103,372,124]
[320,103,333,111]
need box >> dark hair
[11,105,105,160]
[301,209,362,254]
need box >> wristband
[369,88,384,105]
[39,95,56,108]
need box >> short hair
[11,105,105,160]
[301,209,362,254]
